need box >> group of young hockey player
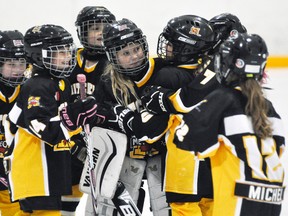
[0,5,285,216]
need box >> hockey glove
[70,141,87,163]
[60,96,98,131]
[70,132,88,164]
[141,85,174,115]
[96,103,135,135]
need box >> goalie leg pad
[80,127,127,199]
[84,195,95,216]
[119,156,147,205]
[146,155,171,216]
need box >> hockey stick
[77,74,98,213]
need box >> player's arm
[141,69,219,114]
[23,86,96,145]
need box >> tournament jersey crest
[27,96,40,109]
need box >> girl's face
[51,46,73,69]
[87,23,104,47]
[166,42,173,57]
[1,59,26,78]
[116,42,145,69]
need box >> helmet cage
[42,43,76,78]
[0,57,27,86]
[157,15,215,64]
[157,33,213,64]
[157,33,173,61]
[75,6,116,53]
[77,19,110,53]
[107,37,149,76]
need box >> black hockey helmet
[75,6,116,53]
[157,15,215,64]
[215,33,268,86]
[24,24,76,78]
[0,30,27,86]
[209,13,247,53]
[103,18,149,77]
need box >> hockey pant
[170,198,214,216]
[0,189,23,216]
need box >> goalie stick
[77,74,141,216]
[77,74,97,213]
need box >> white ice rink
[76,68,288,216]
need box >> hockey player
[0,30,28,216]
[62,6,116,215]
[70,6,116,101]
[5,24,97,215]
[165,32,285,216]
[94,15,216,216]
[141,13,247,115]
[94,18,169,216]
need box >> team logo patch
[230,29,239,38]
[235,58,245,68]
[189,26,201,36]
[27,96,40,109]
[54,139,71,151]
[13,39,24,47]
[32,26,42,33]
[118,24,128,31]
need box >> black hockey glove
[96,103,135,135]
[70,132,88,164]
[141,85,174,115]
[70,140,87,163]
[60,96,98,131]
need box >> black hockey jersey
[6,71,76,201]
[69,48,109,102]
[167,86,285,215]
[0,85,21,191]
[167,65,220,113]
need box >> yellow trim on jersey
[177,63,198,70]
[68,126,82,137]
[76,48,98,73]
[11,128,46,200]
[135,58,155,88]
[209,140,241,216]
[0,85,20,103]
[165,114,200,194]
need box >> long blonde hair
[240,79,272,139]
[103,64,139,106]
